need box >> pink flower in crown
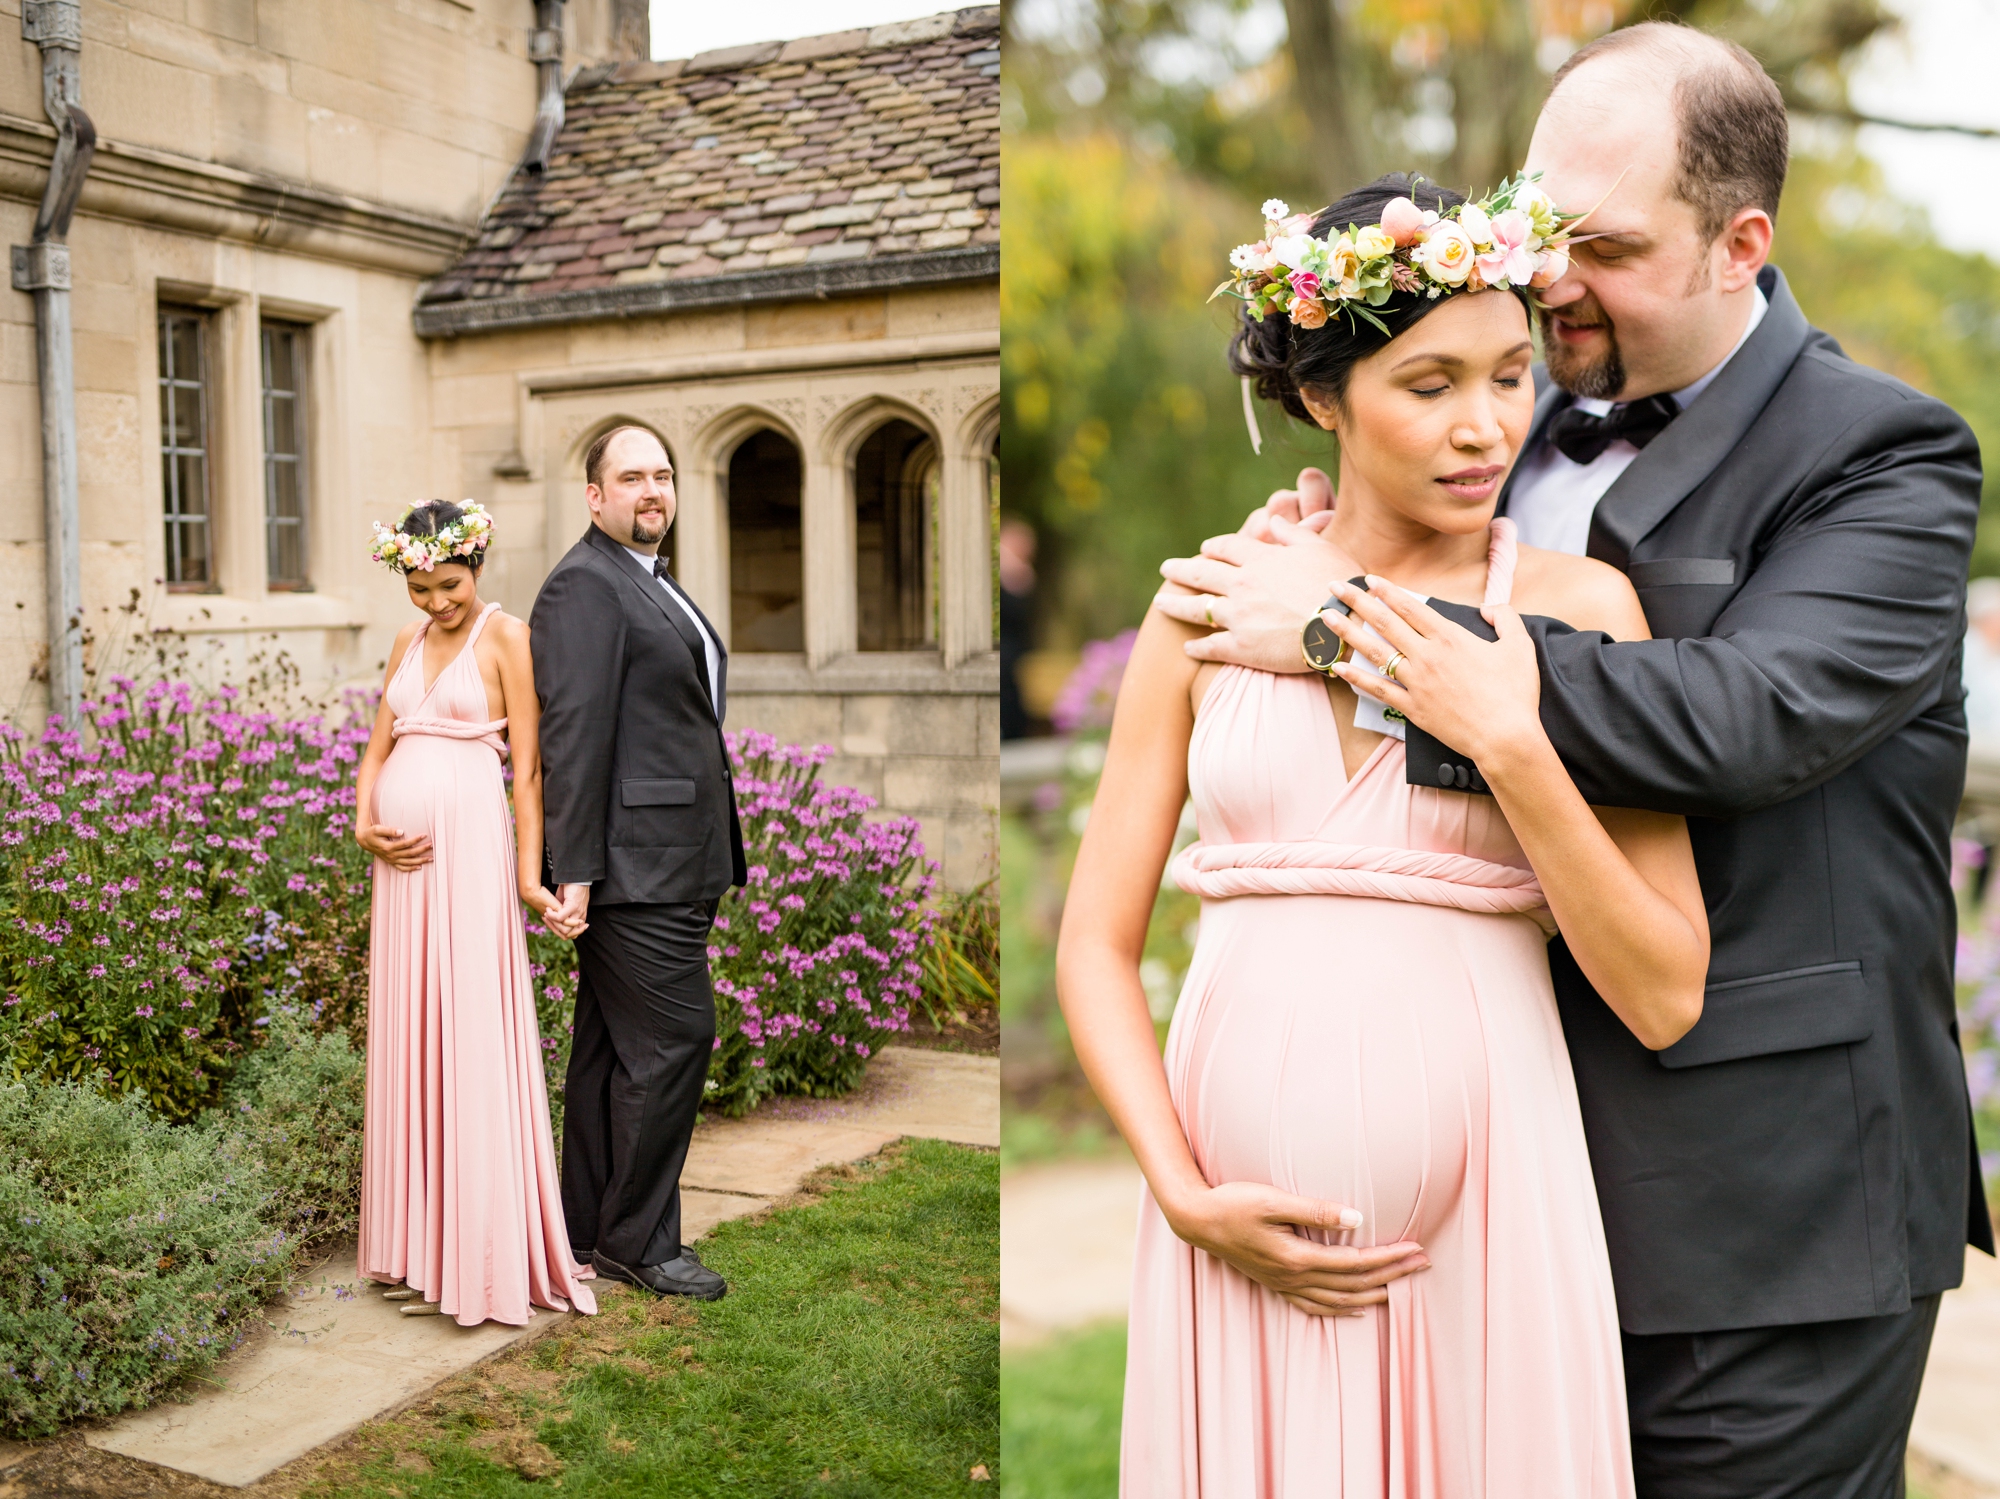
[1287,269,1322,302]
[1476,209,1538,288]
[1380,196,1427,247]
[1530,244,1570,288]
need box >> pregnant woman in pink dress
[352,500,596,1327]
[1058,176,1711,1494]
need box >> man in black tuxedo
[1160,24,1990,1498]
[532,424,745,1301]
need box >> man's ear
[1716,206,1772,294]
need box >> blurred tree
[1003,0,2000,657]
[1001,133,1338,644]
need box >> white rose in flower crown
[1415,221,1476,285]
[1269,233,1317,272]
[1353,225,1395,261]
[1457,203,1493,248]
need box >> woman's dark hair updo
[398,499,483,571]
[1228,173,1535,423]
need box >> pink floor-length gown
[1122,520,1634,1497]
[358,600,596,1326]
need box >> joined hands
[524,881,591,940]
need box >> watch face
[1302,610,1348,672]
[1303,578,1370,673]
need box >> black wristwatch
[1301,576,1371,675]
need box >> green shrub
[0,677,372,1120]
[0,1012,363,1437]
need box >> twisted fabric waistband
[1171,839,1554,934]
[391,715,509,758]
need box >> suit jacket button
[1454,764,1471,789]
[1438,764,1455,787]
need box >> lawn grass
[301,1140,997,1497]
[999,1321,1127,1499]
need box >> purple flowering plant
[525,730,934,1118]
[1952,839,2000,1205]
[1049,629,1138,735]
[0,676,373,1121]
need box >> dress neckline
[411,601,502,702]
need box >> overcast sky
[650,0,953,60]
[1847,0,2000,256]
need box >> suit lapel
[658,570,728,723]
[583,525,719,721]
[1584,266,1812,570]
[1497,370,1567,518]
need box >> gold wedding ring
[1382,650,1406,682]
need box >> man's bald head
[1547,23,1788,246]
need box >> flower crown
[1215,173,1588,338]
[368,502,495,574]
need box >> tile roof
[414,7,998,332]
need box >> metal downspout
[11,1,94,723]
[523,0,566,173]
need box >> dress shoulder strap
[1481,517,1519,610]
[463,601,504,651]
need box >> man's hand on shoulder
[1155,514,1361,675]
[1234,466,1340,543]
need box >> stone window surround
[506,335,999,689]
[141,277,364,638]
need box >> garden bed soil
[899,999,999,1055]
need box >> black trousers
[561,899,717,1268]
[1624,1295,1941,1499]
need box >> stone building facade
[0,1,999,889]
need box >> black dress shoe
[591,1249,727,1301]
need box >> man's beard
[1539,301,1625,401]
[631,510,667,545]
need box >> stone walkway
[0,1047,996,1491]
[1001,1154,2000,1495]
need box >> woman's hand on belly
[1165,1180,1431,1316]
[358,820,434,871]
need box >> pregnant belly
[372,736,499,840]
[1170,894,1557,1247]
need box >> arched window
[726,428,803,653]
[855,418,938,652]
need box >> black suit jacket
[531,524,746,905]
[1420,265,1992,1335]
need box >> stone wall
[422,279,1001,890]
[0,0,625,224]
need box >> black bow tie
[652,557,671,583]
[1547,393,1681,465]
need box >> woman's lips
[1438,466,1504,499]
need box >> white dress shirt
[624,544,722,708]
[1508,287,1769,557]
